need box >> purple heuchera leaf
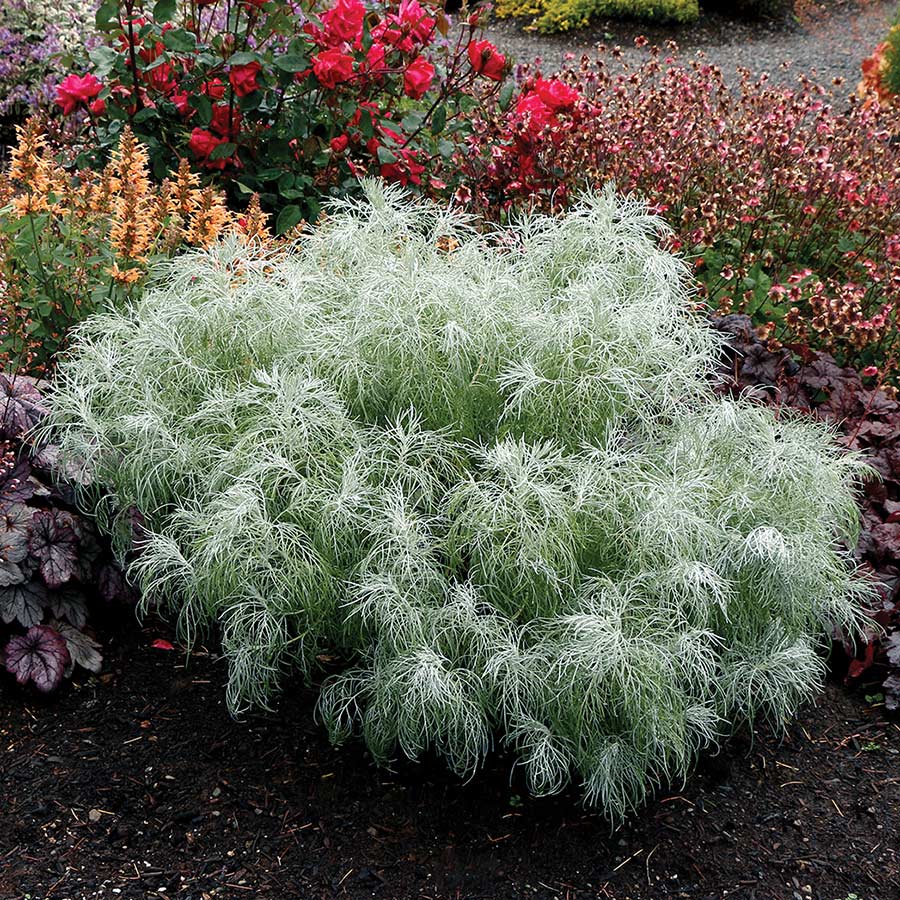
[886,632,900,668]
[885,675,900,713]
[44,588,88,629]
[1,456,35,505]
[0,521,28,588]
[52,620,102,675]
[0,579,48,627]
[0,374,48,440]
[4,625,70,693]
[98,563,132,605]
[28,509,79,588]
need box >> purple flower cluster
[0,0,97,118]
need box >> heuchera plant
[712,315,900,712]
[457,42,900,376]
[63,0,506,227]
[1,374,131,694]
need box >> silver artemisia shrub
[41,182,873,818]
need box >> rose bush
[60,0,506,228]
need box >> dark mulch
[1,615,899,900]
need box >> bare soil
[2,616,899,900]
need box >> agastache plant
[41,183,874,818]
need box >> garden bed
[1,617,898,899]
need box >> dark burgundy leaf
[74,527,103,582]
[126,506,148,544]
[27,510,79,588]
[44,588,88,629]
[99,564,132,605]
[870,523,900,560]
[51,620,102,674]
[4,625,70,693]
[0,579,48,627]
[0,374,48,440]
[0,457,34,505]
[0,523,28,588]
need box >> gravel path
[481,0,896,84]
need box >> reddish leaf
[151,639,175,651]
[99,564,132,605]
[27,509,79,588]
[4,625,70,693]
[846,640,876,680]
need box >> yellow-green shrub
[495,0,699,33]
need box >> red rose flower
[397,0,435,43]
[515,92,554,130]
[229,61,262,98]
[467,39,505,82]
[188,127,231,170]
[312,48,355,89]
[534,78,580,111]
[403,56,434,100]
[171,91,191,116]
[55,73,103,115]
[144,61,177,95]
[201,78,227,101]
[381,149,425,186]
[210,104,242,138]
[88,97,106,116]
[372,20,414,53]
[331,134,350,152]
[321,0,366,47]
[364,41,386,74]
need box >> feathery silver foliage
[41,182,873,819]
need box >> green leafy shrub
[494,0,698,34]
[42,184,872,817]
[59,0,503,225]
